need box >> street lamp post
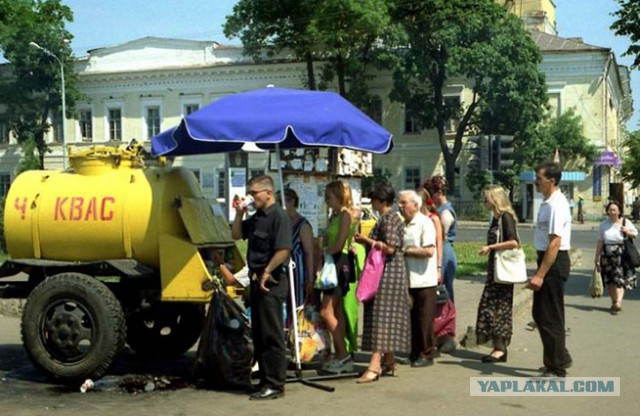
[29,41,67,169]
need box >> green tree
[522,108,598,171]
[621,130,640,187]
[223,0,319,89]
[0,0,79,169]
[611,0,640,67]
[386,0,548,193]
[223,0,394,108]
[311,0,392,106]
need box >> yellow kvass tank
[5,145,236,301]
[6,145,193,266]
[0,144,241,382]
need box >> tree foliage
[223,0,319,89]
[523,108,598,171]
[385,0,548,193]
[0,0,79,169]
[621,130,640,187]
[223,0,394,108]
[611,0,640,68]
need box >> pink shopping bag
[356,247,385,302]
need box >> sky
[15,0,640,130]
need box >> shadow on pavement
[437,357,543,378]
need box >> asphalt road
[457,225,599,251]
[1,223,636,415]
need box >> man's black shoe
[410,358,434,368]
[249,387,284,400]
[246,383,264,394]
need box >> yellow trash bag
[590,267,604,298]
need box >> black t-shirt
[499,212,518,243]
[241,203,292,273]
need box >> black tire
[126,302,204,357]
[21,273,126,382]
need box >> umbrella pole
[276,144,337,392]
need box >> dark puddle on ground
[48,375,191,395]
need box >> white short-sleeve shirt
[534,189,572,251]
[599,218,638,245]
[403,212,438,288]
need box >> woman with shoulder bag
[354,182,410,383]
[475,185,520,363]
[594,201,638,315]
[318,180,356,374]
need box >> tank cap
[68,144,145,175]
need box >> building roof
[530,29,609,53]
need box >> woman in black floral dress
[475,186,520,363]
[594,201,638,315]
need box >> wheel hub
[42,301,94,361]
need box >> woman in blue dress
[423,176,458,302]
[423,176,458,353]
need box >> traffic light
[490,135,515,172]
[469,135,489,171]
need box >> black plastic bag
[194,289,254,390]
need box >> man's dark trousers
[410,286,437,360]
[533,251,573,376]
[250,270,288,390]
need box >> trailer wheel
[21,273,126,382]
[126,303,204,357]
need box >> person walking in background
[354,182,410,383]
[423,176,458,303]
[577,196,585,224]
[594,201,638,315]
[231,175,292,400]
[398,190,438,368]
[475,185,520,363]
[319,180,356,374]
[528,162,573,378]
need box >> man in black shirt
[232,175,292,400]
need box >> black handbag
[435,284,449,305]
[622,219,640,268]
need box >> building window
[79,110,92,142]
[184,104,199,115]
[444,96,461,133]
[217,169,226,199]
[0,173,10,197]
[366,96,383,125]
[146,107,161,138]
[404,167,421,190]
[0,119,9,144]
[249,169,264,180]
[593,166,602,197]
[190,168,201,183]
[52,112,63,143]
[108,108,122,141]
[404,103,419,134]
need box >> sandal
[356,368,381,384]
[611,302,622,315]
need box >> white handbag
[494,214,528,284]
